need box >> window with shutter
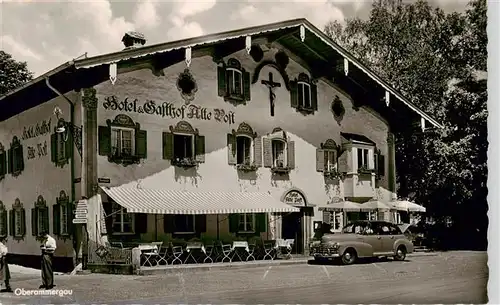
[9,136,24,176]
[290,73,317,114]
[101,114,146,166]
[12,198,24,240]
[55,191,70,236]
[231,122,259,171]
[218,58,251,104]
[33,195,48,237]
[168,121,203,168]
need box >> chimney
[122,31,146,50]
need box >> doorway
[282,212,303,254]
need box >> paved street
[0,251,488,304]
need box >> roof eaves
[299,20,443,129]
[0,61,75,101]
[74,18,306,69]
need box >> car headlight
[331,242,340,249]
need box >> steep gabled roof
[0,18,443,128]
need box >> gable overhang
[0,18,443,129]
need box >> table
[185,242,206,264]
[231,241,249,261]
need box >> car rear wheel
[394,246,407,261]
[341,249,357,265]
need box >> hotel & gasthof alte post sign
[102,96,236,125]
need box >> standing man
[40,232,57,289]
[0,239,12,292]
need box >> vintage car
[310,220,414,265]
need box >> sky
[0,0,470,77]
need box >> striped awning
[101,186,300,215]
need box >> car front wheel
[394,246,407,261]
[341,249,357,265]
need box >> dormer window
[217,58,251,104]
[263,128,295,175]
[227,122,261,171]
[290,73,318,113]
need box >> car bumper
[310,246,340,258]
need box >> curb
[139,259,308,275]
[137,253,439,275]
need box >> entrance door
[282,212,303,254]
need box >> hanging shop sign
[102,96,235,125]
[283,190,307,207]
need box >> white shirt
[0,242,7,258]
[42,235,57,253]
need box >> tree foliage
[0,50,34,96]
[325,0,487,249]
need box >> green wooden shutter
[316,149,325,172]
[290,80,298,109]
[253,137,262,167]
[229,214,239,233]
[135,129,148,159]
[0,152,6,175]
[31,208,38,236]
[53,204,60,236]
[287,141,295,169]
[377,154,385,177]
[243,70,251,101]
[217,66,227,97]
[42,208,49,234]
[51,133,58,163]
[227,134,236,165]
[65,131,73,161]
[311,83,318,111]
[162,132,174,160]
[17,146,24,172]
[255,213,267,234]
[98,126,111,156]
[9,210,14,236]
[20,208,26,237]
[195,135,206,163]
[195,215,207,233]
[262,137,273,168]
[163,215,175,233]
[7,149,12,174]
[135,213,148,234]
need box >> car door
[378,223,396,253]
[361,222,384,255]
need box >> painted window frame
[32,196,49,238]
[111,126,135,158]
[53,190,71,238]
[271,138,287,168]
[111,202,135,235]
[217,58,251,103]
[11,199,25,240]
[238,213,256,234]
[173,215,196,234]
[8,136,24,177]
[162,121,205,167]
[353,144,375,173]
[290,73,317,114]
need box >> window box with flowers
[171,157,198,168]
[324,169,344,180]
[236,158,259,172]
[357,165,375,175]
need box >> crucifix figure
[261,72,281,117]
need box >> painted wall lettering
[27,141,48,160]
[22,118,52,140]
[102,96,236,125]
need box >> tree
[325,0,487,249]
[0,51,34,96]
